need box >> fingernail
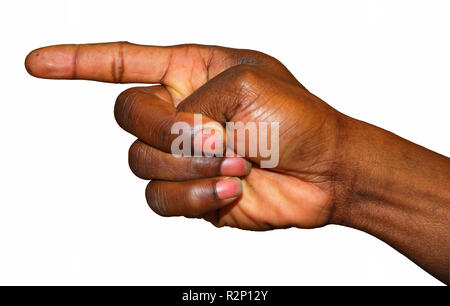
[216,178,242,200]
[220,157,252,176]
[193,122,223,156]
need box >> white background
[0,0,448,285]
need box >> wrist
[329,116,387,227]
[329,115,450,227]
[328,115,450,282]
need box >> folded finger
[114,87,225,155]
[129,140,251,180]
[145,177,243,217]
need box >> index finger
[25,42,211,84]
[25,42,302,100]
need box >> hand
[25,42,450,282]
[25,42,342,230]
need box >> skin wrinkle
[219,206,239,228]
[110,42,124,83]
[277,119,299,143]
[157,115,177,150]
[131,142,140,175]
[250,94,284,123]
[220,70,263,121]
[72,44,80,79]
[147,184,159,215]
[292,123,332,174]
[189,64,195,94]
[117,91,138,128]
[231,90,262,122]
[140,143,146,177]
[111,51,116,82]
[117,41,124,83]
[159,49,173,84]
[124,93,139,131]
[205,47,216,81]
[325,114,343,224]
[193,46,209,90]
[235,201,261,230]
[224,68,267,118]
[199,47,209,79]
[292,157,337,184]
[154,183,168,216]
[165,84,185,106]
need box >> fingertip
[145,181,168,217]
[24,45,75,79]
[220,157,252,176]
[24,48,39,76]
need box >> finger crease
[206,48,216,81]
[159,50,173,84]
[72,44,80,79]
[117,41,124,83]
[112,42,125,83]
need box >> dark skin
[25,42,450,283]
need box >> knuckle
[128,141,150,179]
[156,117,177,149]
[114,87,141,128]
[223,65,264,114]
[236,49,284,71]
[228,64,262,89]
[145,182,169,216]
